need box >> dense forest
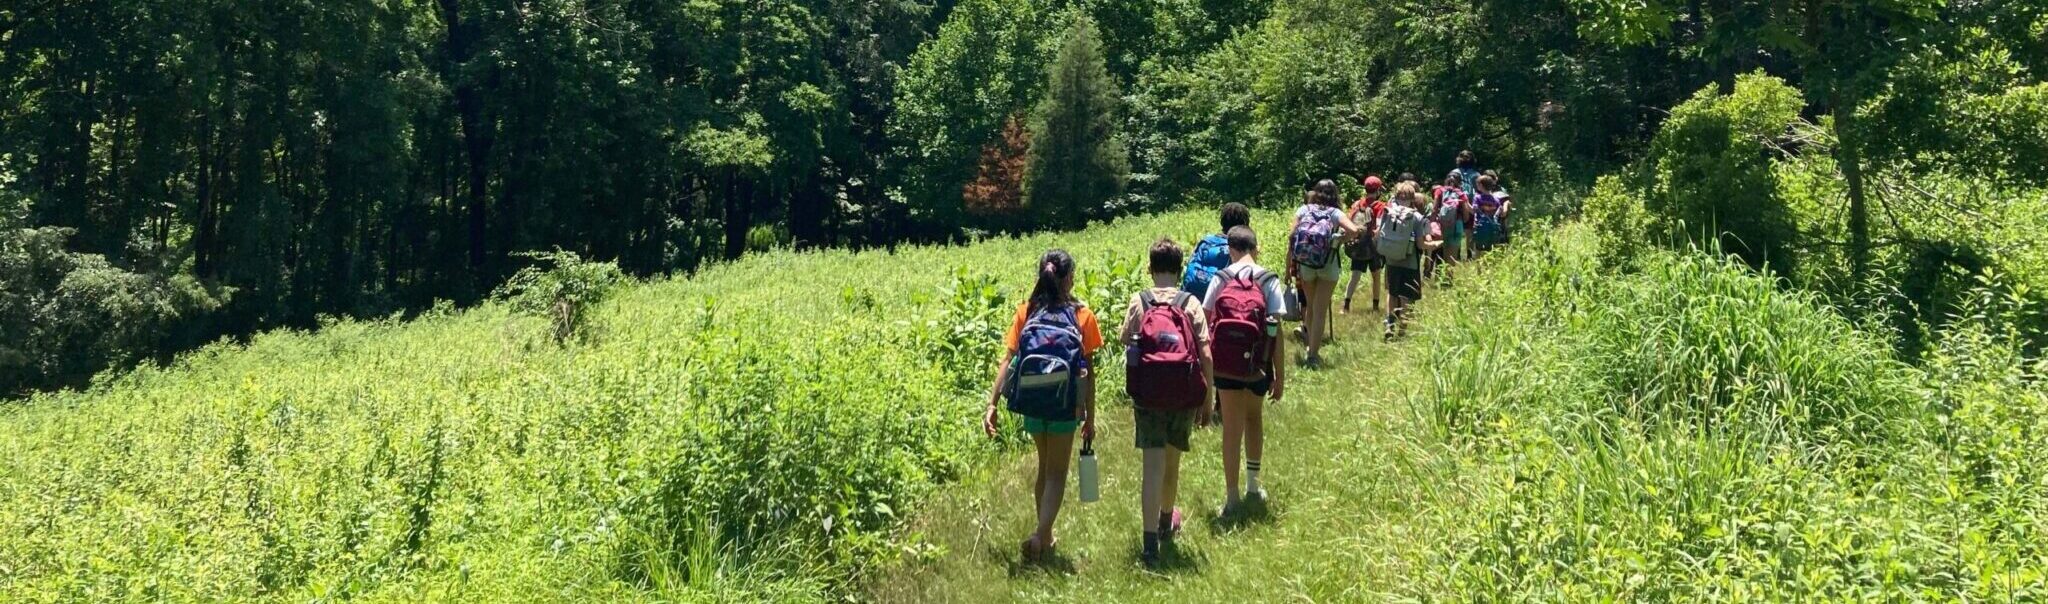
[2,0,2044,394]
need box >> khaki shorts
[1296,258,1344,283]
[1133,408,1195,451]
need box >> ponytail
[1027,249,1077,314]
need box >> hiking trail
[869,291,1494,603]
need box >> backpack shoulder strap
[1139,289,1158,307]
[1171,291,1194,310]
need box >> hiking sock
[1158,512,1173,538]
[1246,460,1263,495]
[1142,531,1160,560]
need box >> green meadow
[9,208,2045,601]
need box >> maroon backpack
[1126,290,1207,410]
[1209,267,1275,381]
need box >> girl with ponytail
[983,249,1104,563]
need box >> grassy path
[869,292,1495,603]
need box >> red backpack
[1126,290,1207,410]
[1209,267,1275,381]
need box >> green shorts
[1021,416,1081,435]
[1134,408,1195,451]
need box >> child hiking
[1485,170,1514,246]
[1379,182,1442,340]
[1454,150,1482,197]
[1344,176,1389,315]
[982,250,1105,563]
[1471,174,1507,259]
[1183,203,1253,418]
[1428,172,1471,284]
[1121,239,1214,567]
[1287,179,1364,367]
[1203,227,1290,516]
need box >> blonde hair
[1392,181,1419,203]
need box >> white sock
[1246,459,1263,494]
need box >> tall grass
[0,209,1264,602]
[1409,223,2048,600]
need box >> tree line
[2,0,2041,394]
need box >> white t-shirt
[1201,260,1291,319]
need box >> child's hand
[1269,381,1285,403]
[982,405,1000,439]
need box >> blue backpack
[1005,305,1087,420]
[1181,234,1231,295]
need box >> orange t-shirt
[1003,302,1105,360]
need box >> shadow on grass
[1206,497,1278,534]
[1135,541,1209,576]
[998,545,1078,578]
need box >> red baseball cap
[1363,176,1384,191]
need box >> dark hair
[1028,249,1077,313]
[1220,202,1251,232]
[1311,179,1342,207]
[1477,174,1498,192]
[1226,226,1258,253]
[1444,171,1462,186]
[1148,238,1184,275]
[1457,150,1476,168]
[1399,172,1417,184]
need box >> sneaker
[1341,297,1352,314]
[1247,486,1268,502]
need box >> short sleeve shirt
[1120,287,1210,347]
[1004,302,1105,358]
[1200,261,1291,319]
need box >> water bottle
[1077,438,1100,503]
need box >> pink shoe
[1159,508,1186,541]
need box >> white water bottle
[1077,439,1100,503]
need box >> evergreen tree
[1024,15,1129,230]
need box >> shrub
[1580,174,1652,271]
[492,250,627,344]
[0,193,225,395]
[1642,73,1805,277]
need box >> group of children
[983,153,1510,568]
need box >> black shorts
[1346,241,1382,270]
[1387,265,1423,302]
[1214,375,1273,397]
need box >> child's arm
[984,350,1016,438]
[1268,325,1286,402]
[1197,324,1216,426]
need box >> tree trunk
[439,0,491,274]
[722,172,755,261]
[1833,90,1871,280]
[196,111,218,278]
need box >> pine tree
[1024,15,1129,230]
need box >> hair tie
[1043,261,1056,273]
